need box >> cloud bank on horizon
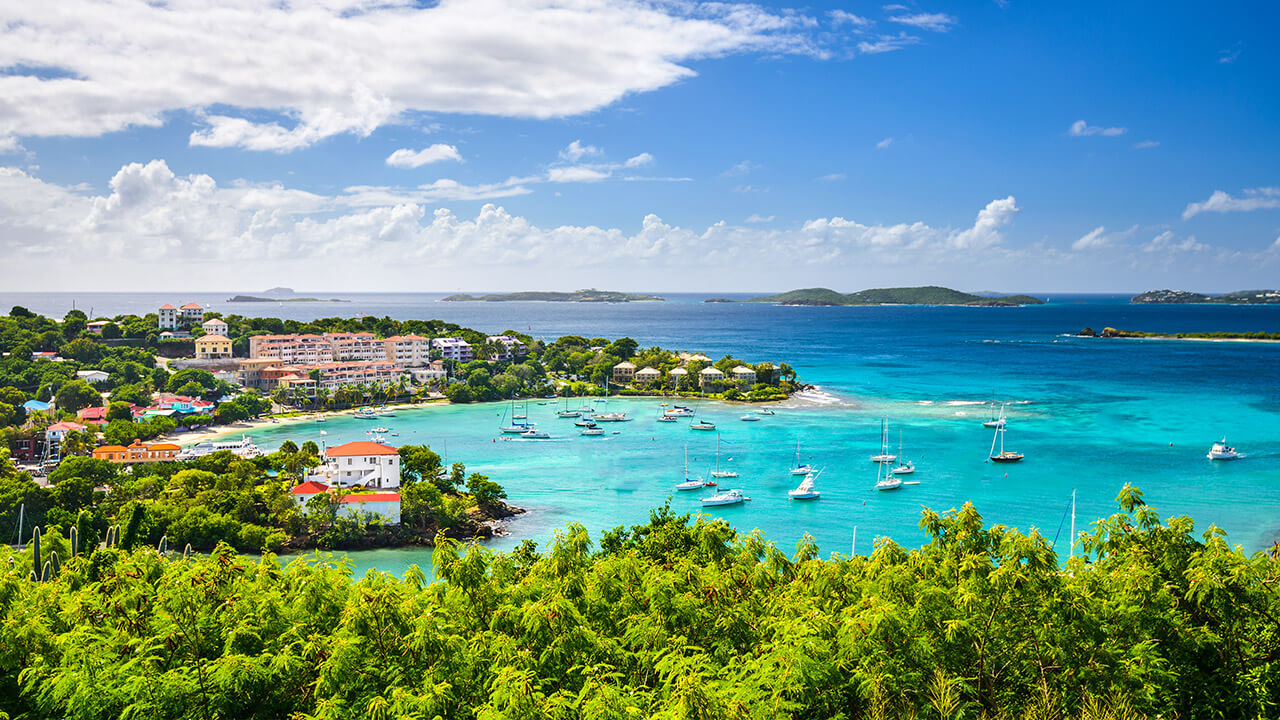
[0,0,1276,292]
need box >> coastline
[1074,333,1280,345]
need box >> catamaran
[788,469,821,500]
[891,430,914,475]
[1207,439,1243,460]
[709,434,738,478]
[982,402,1006,429]
[790,441,813,475]
[988,425,1024,463]
[869,418,898,463]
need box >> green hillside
[1132,289,1280,304]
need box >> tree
[215,401,249,424]
[605,337,638,360]
[465,472,507,510]
[59,338,103,364]
[100,322,122,339]
[54,380,102,413]
[398,444,444,490]
[105,401,135,422]
[166,368,218,394]
[110,383,152,407]
[48,456,118,488]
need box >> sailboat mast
[1069,489,1076,560]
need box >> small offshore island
[734,285,1046,306]
[226,287,349,303]
[442,288,664,303]
[1078,326,1280,342]
[1131,288,1280,304]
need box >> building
[93,440,181,464]
[327,332,382,361]
[78,405,142,425]
[699,366,725,391]
[432,337,474,362]
[180,303,205,322]
[248,334,334,364]
[612,361,637,384]
[158,304,178,330]
[297,361,404,391]
[486,335,527,361]
[86,320,113,335]
[409,360,448,385]
[731,365,758,387]
[635,367,662,385]
[46,421,88,444]
[290,481,401,523]
[383,334,433,366]
[669,367,689,388]
[75,369,110,384]
[202,318,228,336]
[306,440,401,489]
[194,334,233,360]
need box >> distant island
[1131,289,1280,304]
[227,295,349,303]
[442,289,665,303]
[1078,327,1280,342]
[743,286,1045,306]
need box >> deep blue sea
[6,291,1278,575]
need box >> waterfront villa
[432,337,475,361]
[731,365,758,387]
[93,440,181,464]
[194,334,233,360]
[486,335,527,362]
[383,334,433,366]
[699,366,726,391]
[75,369,110,384]
[201,318,228,335]
[669,367,689,387]
[306,440,401,489]
[612,361,637,384]
[158,304,178,330]
[290,481,401,524]
[180,303,205,322]
[635,367,662,385]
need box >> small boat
[314,417,327,423]
[875,475,903,491]
[740,414,761,422]
[377,409,395,417]
[701,488,748,506]
[577,406,595,414]
[1207,439,1242,460]
[690,420,716,431]
[982,402,1006,429]
[369,434,387,443]
[501,424,533,434]
[580,427,606,436]
[353,411,377,420]
[675,446,712,490]
[891,430,914,474]
[870,418,898,463]
[790,441,813,475]
[370,427,389,433]
[520,430,551,440]
[595,412,631,422]
[664,405,695,417]
[574,419,598,428]
[556,410,581,418]
[988,425,1024,463]
[709,434,738,478]
[788,470,821,500]
[755,408,775,416]
[656,415,678,423]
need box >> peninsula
[1078,327,1280,342]
[1131,289,1280,304]
[744,286,1045,306]
[442,289,664,303]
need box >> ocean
[5,291,1278,576]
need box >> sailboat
[556,392,580,418]
[982,402,1006,429]
[988,424,1024,462]
[891,430,914,475]
[690,419,715,431]
[874,451,902,491]
[675,445,714,490]
[869,418,897,463]
[499,397,535,434]
[790,440,813,475]
[788,468,821,500]
[709,434,738,478]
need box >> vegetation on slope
[746,286,1045,306]
[2,486,1278,719]
[1131,289,1280,304]
[1079,327,1280,341]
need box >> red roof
[159,304,177,310]
[181,303,203,309]
[78,406,108,420]
[48,421,87,432]
[326,441,398,457]
[291,481,330,495]
[197,334,230,342]
[338,493,400,503]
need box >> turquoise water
[6,292,1277,575]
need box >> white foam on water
[784,387,847,407]
[944,400,988,406]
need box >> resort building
[75,369,110,384]
[298,361,405,391]
[248,334,335,364]
[159,330,191,339]
[290,481,401,524]
[327,332,383,361]
[612,361,637,384]
[731,365,758,387]
[699,366,726,391]
[409,361,448,385]
[669,367,689,387]
[486,335,527,361]
[306,440,401,489]
[93,440,181,464]
[158,304,178,329]
[432,337,474,362]
[194,334,233,359]
[180,303,205,322]
[383,334,433,366]
[635,367,662,385]
[86,320,113,335]
[201,318,228,336]
[78,405,143,425]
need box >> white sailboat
[988,424,1024,463]
[891,430,914,475]
[709,434,738,478]
[790,440,813,475]
[690,419,715,431]
[874,451,902,491]
[869,418,898,463]
[982,402,1006,429]
[675,445,712,490]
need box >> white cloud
[624,152,655,168]
[876,137,893,149]
[857,33,921,54]
[386,144,463,169]
[560,141,602,163]
[1143,230,1208,253]
[887,12,957,32]
[816,173,846,181]
[722,160,759,177]
[1134,140,1160,149]
[0,0,832,150]
[745,214,775,223]
[1182,187,1280,219]
[0,136,23,154]
[1072,226,1108,251]
[830,10,872,27]
[948,196,1019,249]
[1069,120,1127,137]
[1219,42,1243,64]
[547,166,611,183]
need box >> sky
[1,0,1278,294]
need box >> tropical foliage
[1,486,1276,719]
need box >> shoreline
[1074,333,1280,345]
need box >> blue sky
[1,0,1277,293]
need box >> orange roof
[326,441,398,456]
[197,334,230,342]
[94,445,127,452]
[181,303,203,309]
[159,304,177,310]
[149,443,180,451]
[338,493,400,502]
[291,481,330,495]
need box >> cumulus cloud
[876,137,893,149]
[1182,187,1280,219]
[1069,120,1127,137]
[386,144,463,168]
[624,152,655,168]
[887,12,957,32]
[1143,230,1208,253]
[830,10,872,27]
[0,0,833,151]
[559,141,602,163]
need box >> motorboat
[656,415,678,423]
[988,425,1024,463]
[580,428,606,436]
[376,408,395,417]
[314,417,326,423]
[788,471,821,500]
[520,430,551,440]
[177,435,261,460]
[740,414,761,422]
[664,405,695,417]
[595,412,631,422]
[370,427,390,433]
[701,488,748,506]
[755,408,775,415]
[870,417,898,463]
[1207,439,1242,460]
[574,418,598,428]
[709,434,738,478]
[353,410,377,420]
[690,420,716,431]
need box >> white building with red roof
[46,421,88,442]
[307,440,401,489]
[180,302,205,322]
[158,303,178,329]
[290,481,401,523]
